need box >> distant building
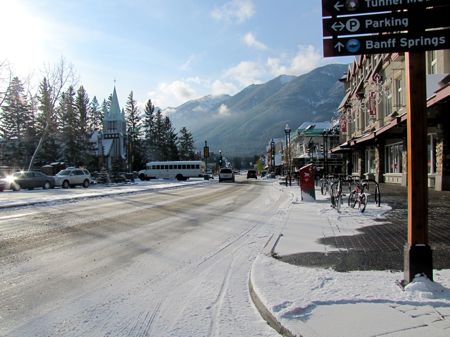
[291,121,343,176]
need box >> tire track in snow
[196,222,259,267]
[207,253,236,337]
[123,301,162,337]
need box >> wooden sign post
[404,51,433,283]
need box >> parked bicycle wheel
[359,193,367,212]
[374,184,381,207]
[336,193,342,212]
[348,191,357,208]
[321,180,328,195]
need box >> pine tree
[178,127,195,160]
[60,86,79,165]
[163,116,179,161]
[152,109,167,160]
[125,91,142,170]
[34,77,59,165]
[0,76,33,167]
[76,85,92,167]
[89,96,102,132]
[142,99,155,161]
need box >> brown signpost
[322,0,450,283]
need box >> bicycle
[362,179,381,207]
[330,178,344,212]
[348,179,368,212]
[320,175,332,195]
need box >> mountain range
[167,63,348,157]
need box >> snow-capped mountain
[169,64,348,156]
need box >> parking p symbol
[346,18,360,33]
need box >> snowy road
[0,179,287,336]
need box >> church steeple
[105,86,123,121]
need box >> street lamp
[284,124,291,186]
[270,139,275,173]
[322,129,329,178]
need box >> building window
[365,147,376,174]
[352,152,360,173]
[427,50,438,74]
[384,89,392,117]
[385,142,403,173]
[428,134,437,174]
[394,77,404,110]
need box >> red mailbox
[299,163,316,201]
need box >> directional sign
[322,7,449,37]
[323,29,450,57]
[322,0,449,17]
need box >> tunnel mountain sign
[322,0,450,57]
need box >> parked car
[8,170,56,191]
[54,168,92,188]
[0,178,6,192]
[247,169,258,179]
[219,168,235,182]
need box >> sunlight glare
[0,1,47,75]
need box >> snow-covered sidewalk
[250,184,450,337]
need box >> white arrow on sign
[334,1,344,11]
[334,42,345,52]
[332,21,345,31]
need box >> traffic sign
[323,29,450,57]
[322,7,449,37]
[322,0,449,17]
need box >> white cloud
[211,0,255,23]
[211,80,237,96]
[217,104,231,117]
[243,32,267,50]
[180,56,195,71]
[224,61,263,86]
[267,45,322,77]
[149,80,197,108]
[192,106,207,113]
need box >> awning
[352,132,375,146]
[338,91,351,112]
[374,113,407,138]
[331,141,351,153]
[427,83,450,108]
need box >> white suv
[55,168,92,188]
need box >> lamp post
[322,129,329,178]
[203,140,209,179]
[284,124,291,186]
[270,139,275,174]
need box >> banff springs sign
[322,0,450,57]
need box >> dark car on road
[247,169,257,179]
[9,170,56,191]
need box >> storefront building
[332,50,450,191]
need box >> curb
[248,263,298,337]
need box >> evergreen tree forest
[0,64,197,173]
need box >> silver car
[219,168,235,182]
[55,168,92,188]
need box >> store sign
[322,0,450,57]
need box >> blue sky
[1,0,353,109]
